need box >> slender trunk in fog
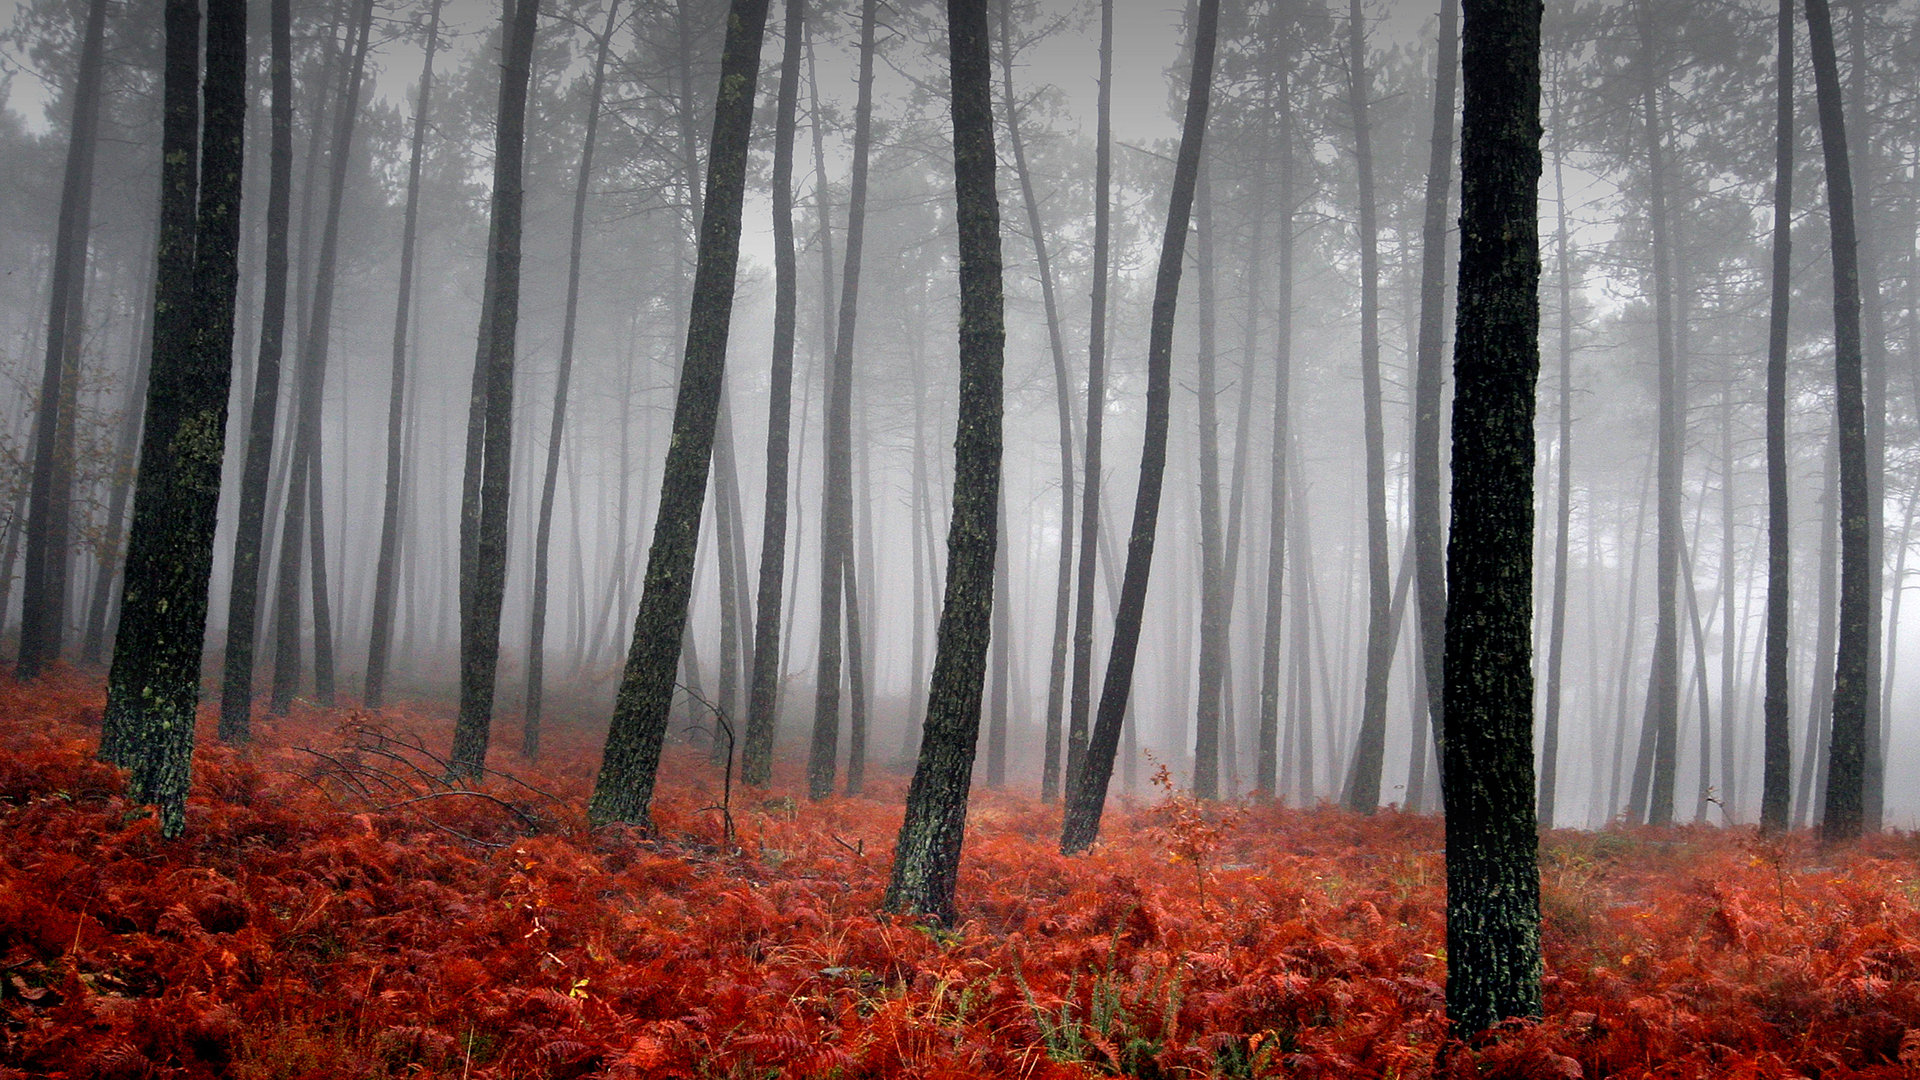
[452,0,538,778]
[218,0,292,739]
[521,0,613,751]
[1806,0,1870,840]
[1538,96,1573,829]
[366,0,446,713]
[1193,161,1225,800]
[744,0,805,787]
[1628,1,1682,826]
[18,0,107,681]
[1062,0,1219,854]
[1064,0,1113,801]
[999,0,1075,803]
[1340,0,1394,814]
[1797,436,1838,827]
[1411,0,1458,781]
[882,0,1002,924]
[270,0,372,713]
[589,0,771,824]
[1258,42,1294,802]
[810,0,879,800]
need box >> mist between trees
[0,0,1909,851]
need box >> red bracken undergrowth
[4,672,1920,1078]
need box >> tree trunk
[1060,0,1219,855]
[809,0,878,801]
[1443,0,1542,1033]
[523,0,616,753]
[589,0,771,824]
[1804,0,1871,842]
[217,0,293,741]
[998,0,1076,805]
[103,0,247,838]
[451,0,539,779]
[365,0,446,713]
[1258,33,1294,802]
[268,0,372,715]
[1340,0,1394,814]
[1798,434,1839,826]
[882,0,1003,922]
[1411,0,1458,783]
[1064,0,1113,801]
[1193,160,1225,800]
[744,0,805,788]
[1629,1,1682,827]
[1538,88,1573,830]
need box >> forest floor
[1,671,1918,1078]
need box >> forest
[2,0,1919,1070]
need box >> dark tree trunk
[1443,0,1542,1033]
[268,0,372,715]
[1538,87,1573,830]
[21,0,109,681]
[217,0,293,741]
[1628,2,1682,827]
[523,0,616,753]
[1340,0,1394,813]
[998,0,1075,804]
[744,0,805,788]
[881,0,1003,922]
[1804,0,1871,842]
[1063,0,1113,801]
[365,0,445,713]
[589,0,771,824]
[451,0,540,779]
[97,0,201,760]
[1258,34,1294,802]
[1060,0,1219,855]
[809,0,878,801]
[1411,0,1458,783]
[103,0,247,838]
[1193,161,1225,800]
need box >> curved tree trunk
[882,0,1004,922]
[364,0,446,713]
[451,0,540,779]
[589,0,772,825]
[523,0,618,753]
[1060,0,1219,855]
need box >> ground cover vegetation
[4,673,1920,1078]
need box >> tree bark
[589,0,771,824]
[1340,0,1394,813]
[103,0,247,838]
[809,0,879,801]
[217,0,293,741]
[523,0,617,753]
[1258,32,1294,802]
[1804,0,1871,842]
[744,0,805,788]
[451,0,539,779]
[19,0,109,681]
[1194,160,1225,800]
[365,0,445,713]
[1443,0,1542,1033]
[1060,0,1219,855]
[882,0,1003,922]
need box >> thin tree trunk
[1061,0,1219,855]
[1538,91,1574,830]
[1258,37,1294,802]
[998,0,1075,804]
[744,0,805,788]
[588,0,771,824]
[523,0,616,754]
[366,0,446,713]
[217,0,292,740]
[1845,0,1885,830]
[883,0,1003,922]
[1064,0,1113,800]
[452,0,539,779]
[1341,0,1394,813]
[1805,0,1871,841]
[1797,433,1839,827]
[1194,159,1225,800]
[810,0,878,801]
